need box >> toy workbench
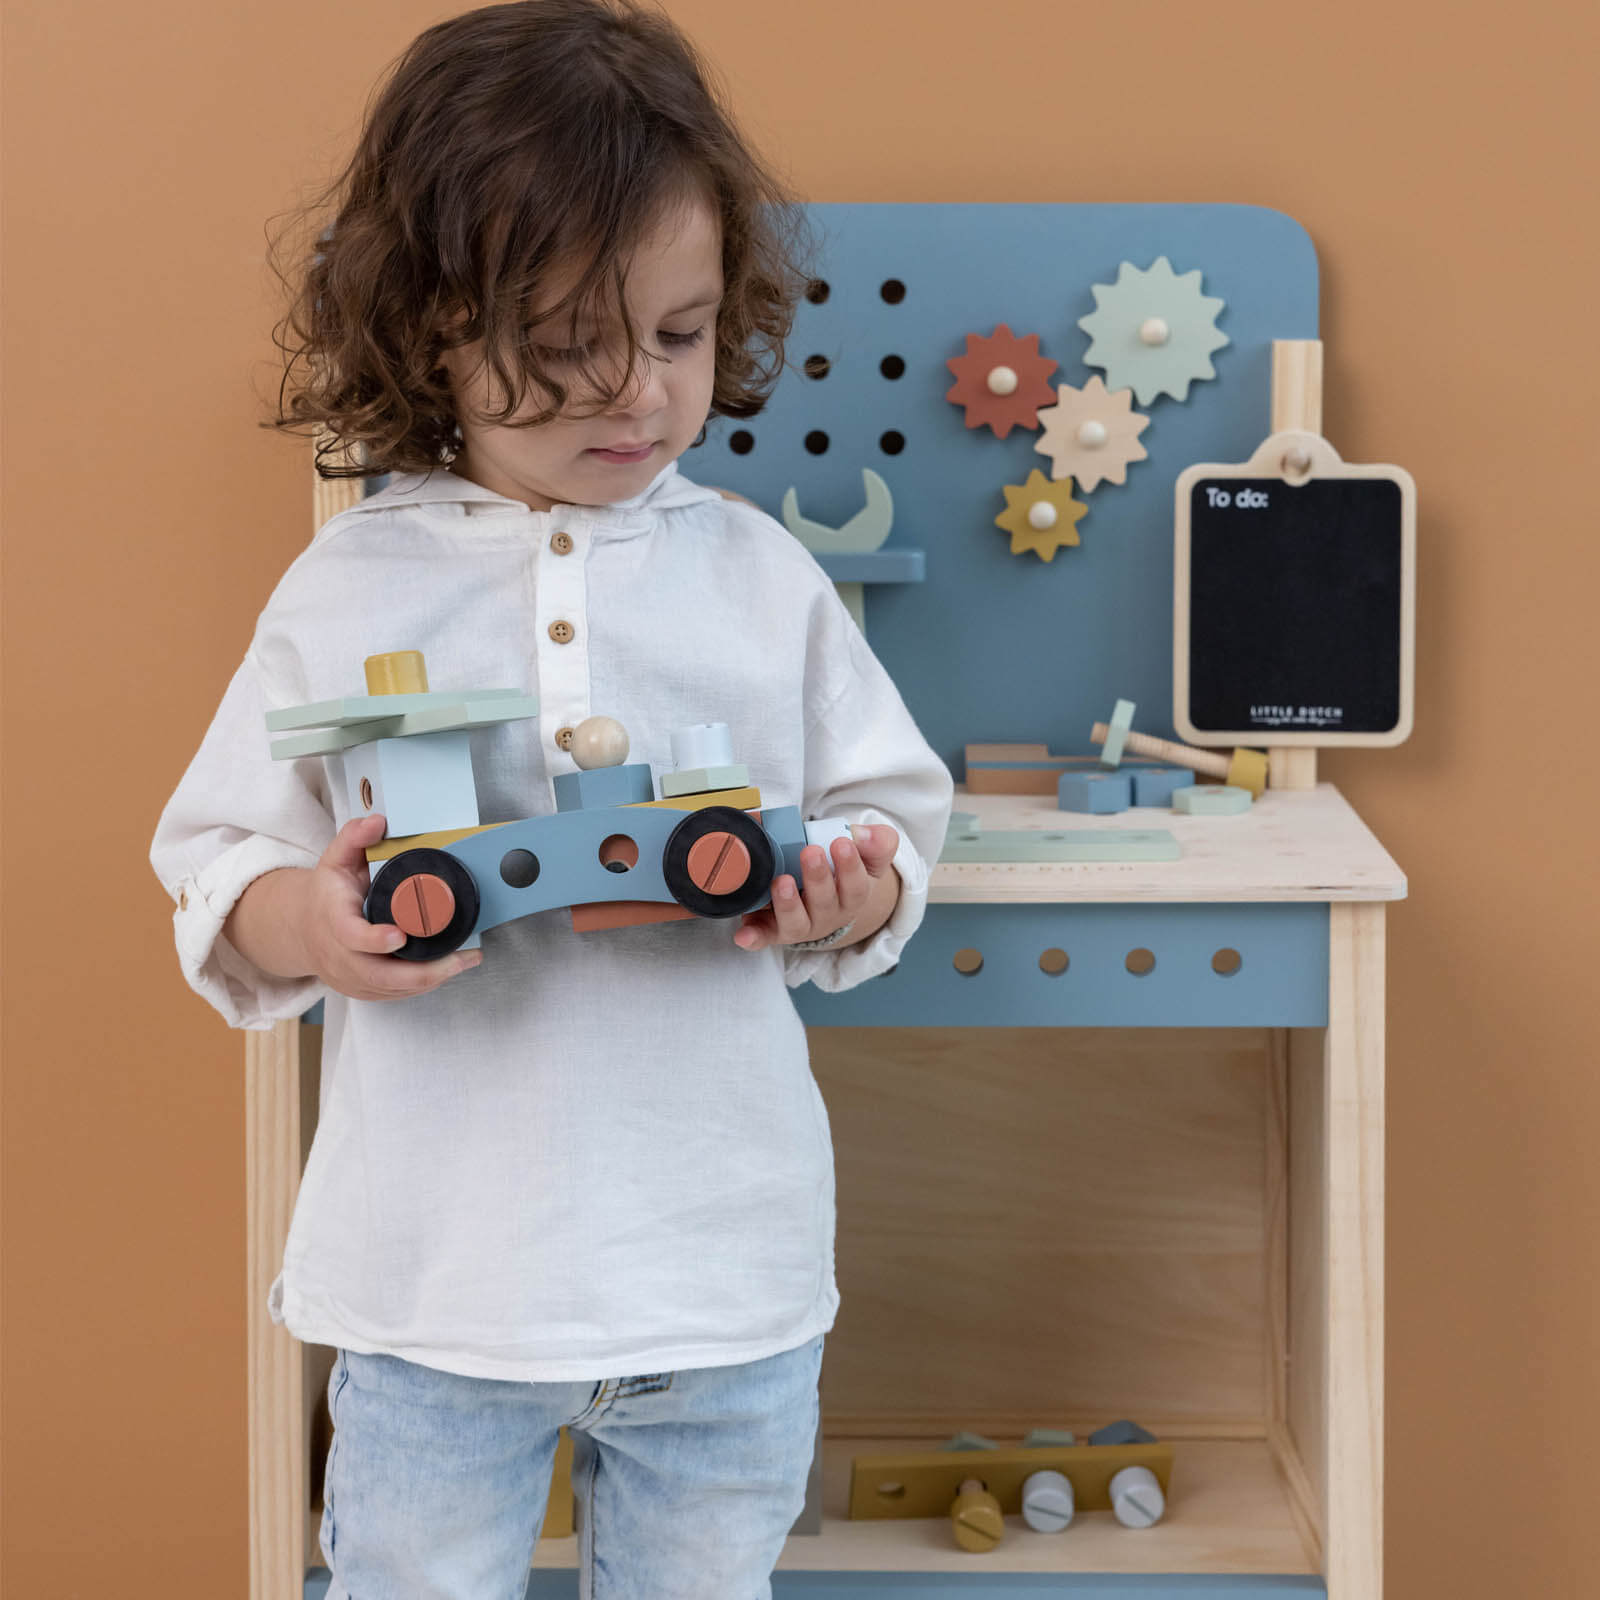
[246,205,1403,1600]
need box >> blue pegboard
[693,204,1318,775]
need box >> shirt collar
[357,460,722,538]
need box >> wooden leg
[1324,903,1385,1599]
[247,1019,307,1600]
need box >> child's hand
[733,823,900,952]
[300,814,483,1000]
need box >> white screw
[1109,1465,1166,1528]
[986,365,1019,396]
[1021,1469,1075,1533]
[1139,317,1170,346]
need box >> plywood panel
[812,1027,1273,1430]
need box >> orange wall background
[4,1,1596,1594]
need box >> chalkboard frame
[1172,429,1416,748]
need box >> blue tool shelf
[794,903,1329,1030]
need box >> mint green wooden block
[265,686,533,732]
[659,763,751,797]
[1173,784,1252,815]
[939,827,1179,863]
[268,694,539,759]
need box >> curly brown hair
[267,0,810,478]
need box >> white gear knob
[986,364,1019,396]
[1028,500,1059,530]
[1139,316,1170,346]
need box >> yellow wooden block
[1226,747,1269,796]
[366,819,511,864]
[849,1440,1174,1521]
[365,788,763,864]
[539,1427,575,1538]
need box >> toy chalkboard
[1173,430,1415,747]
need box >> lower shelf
[305,1437,1318,1592]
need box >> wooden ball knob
[1027,501,1058,530]
[571,715,629,770]
[986,365,1019,396]
[949,1478,1004,1553]
[1139,316,1170,346]
[1076,419,1109,448]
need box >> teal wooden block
[660,763,750,798]
[344,732,478,837]
[553,763,655,812]
[1173,784,1252,815]
[939,828,1180,864]
[1058,771,1133,814]
[1133,767,1192,806]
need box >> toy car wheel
[365,848,481,963]
[662,805,776,918]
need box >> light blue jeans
[319,1334,824,1600]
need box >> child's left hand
[733,824,900,952]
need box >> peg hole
[728,429,755,455]
[804,279,830,304]
[599,834,639,873]
[804,430,830,455]
[803,354,831,380]
[500,849,540,889]
[359,778,373,809]
[880,278,907,304]
[879,430,905,456]
[880,354,905,379]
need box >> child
[150,2,951,1596]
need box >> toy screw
[949,1477,1004,1552]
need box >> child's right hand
[297,814,482,1001]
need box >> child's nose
[610,349,668,415]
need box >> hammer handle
[1091,723,1232,780]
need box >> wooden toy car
[265,651,844,961]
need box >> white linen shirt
[150,461,954,1381]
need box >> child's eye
[658,325,709,351]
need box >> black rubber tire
[661,806,776,919]
[365,848,480,963]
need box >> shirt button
[554,726,576,750]
[548,620,575,644]
[550,531,574,555]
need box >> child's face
[442,195,723,511]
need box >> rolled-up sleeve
[150,650,333,1029]
[782,616,954,994]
